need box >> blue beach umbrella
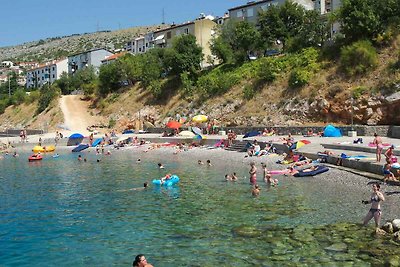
[69,133,84,139]
[243,131,260,139]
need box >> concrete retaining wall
[145,125,399,138]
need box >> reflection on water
[0,150,399,266]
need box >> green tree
[232,21,261,62]
[339,0,381,41]
[141,50,163,87]
[98,62,124,95]
[210,35,234,64]
[258,5,286,48]
[164,34,203,77]
[55,72,71,94]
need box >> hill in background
[0,25,166,63]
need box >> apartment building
[151,16,217,67]
[314,0,342,36]
[26,58,68,89]
[68,48,113,75]
[228,0,314,24]
[125,32,154,55]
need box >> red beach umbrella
[166,121,182,129]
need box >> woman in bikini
[249,162,257,185]
[362,183,385,228]
[373,133,383,162]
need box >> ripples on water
[0,149,399,266]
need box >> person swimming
[158,163,165,169]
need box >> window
[184,28,189,34]
[142,46,145,51]
[247,8,254,17]
[52,74,55,78]
[52,67,55,71]
[167,31,172,39]
[146,43,148,47]
[237,10,243,17]
[139,47,142,52]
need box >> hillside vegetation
[1,0,400,131]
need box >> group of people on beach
[372,133,399,182]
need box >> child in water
[252,184,260,196]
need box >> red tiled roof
[102,52,126,62]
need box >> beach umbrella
[179,131,195,137]
[144,121,155,128]
[299,139,311,145]
[122,129,135,134]
[194,134,207,140]
[192,115,208,123]
[192,127,202,135]
[290,140,309,150]
[166,121,182,129]
[243,131,260,139]
[69,133,84,139]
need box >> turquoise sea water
[1,149,399,266]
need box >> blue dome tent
[323,125,342,137]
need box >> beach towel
[368,143,391,147]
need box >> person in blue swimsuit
[362,183,385,228]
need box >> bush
[25,91,40,104]
[352,85,369,99]
[242,84,255,100]
[148,80,162,97]
[289,68,311,88]
[36,86,60,114]
[108,117,116,128]
[259,58,280,82]
[340,40,378,76]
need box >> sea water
[1,149,399,266]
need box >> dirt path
[59,95,100,134]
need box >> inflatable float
[294,165,329,177]
[152,175,180,186]
[32,145,55,153]
[92,138,102,147]
[28,154,43,162]
[72,144,89,152]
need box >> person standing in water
[362,183,385,228]
[249,162,257,185]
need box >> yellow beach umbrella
[192,115,208,123]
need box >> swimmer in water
[252,184,260,197]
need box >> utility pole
[8,72,11,97]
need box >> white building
[1,61,14,68]
[67,48,114,75]
[125,32,154,55]
[26,58,68,89]
[228,0,314,25]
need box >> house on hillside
[1,61,14,68]
[26,58,68,89]
[151,16,217,67]
[67,48,114,75]
[314,0,342,37]
[228,0,314,24]
[125,33,154,55]
[101,52,127,65]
